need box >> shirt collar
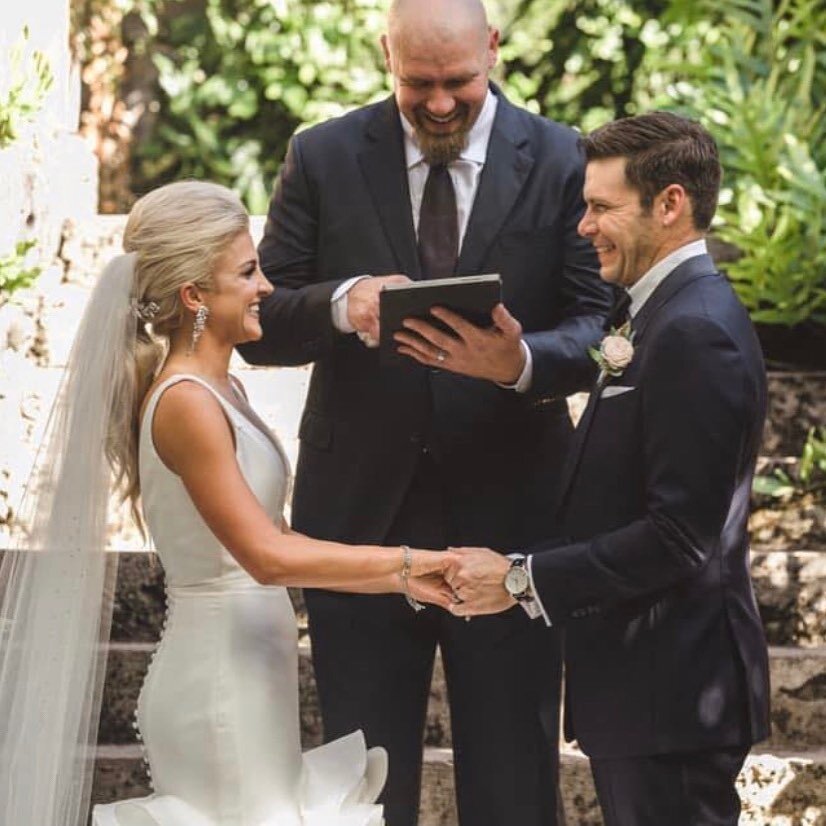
[627,238,708,317]
[401,89,498,170]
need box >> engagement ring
[436,350,447,362]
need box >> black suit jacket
[240,87,611,548]
[530,254,771,758]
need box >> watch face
[505,565,530,596]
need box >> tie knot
[603,289,631,331]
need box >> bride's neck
[164,334,234,384]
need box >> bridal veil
[0,253,138,823]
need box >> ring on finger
[436,350,447,363]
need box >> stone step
[749,550,826,648]
[98,640,826,753]
[90,743,826,826]
[763,371,826,458]
[109,549,826,648]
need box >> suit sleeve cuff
[496,340,533,393]
[331,275,372,333]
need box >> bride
[0,181,455,826]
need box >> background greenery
[68,0,825,348]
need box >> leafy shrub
[754,427,826,501]
[0,241,41,304]
[130,0,390,213]
[640,0,826,326]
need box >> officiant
[238,1,611,824]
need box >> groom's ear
[656,183,689,228]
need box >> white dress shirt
[525,237,709,625]
[330,91,533,392]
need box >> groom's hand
[445,548,516,616]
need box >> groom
[445,112,771,825]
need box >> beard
[412,103,473,166]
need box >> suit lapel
[456,90,534,274]
[358,97,422,279]
[555,254,720,518]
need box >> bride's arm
[151,382,453,606]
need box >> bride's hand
[409,548,457,578]
[405,549,461,609]
[406,573,456,610]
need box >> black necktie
[603,289,631,331]
[418,164,458,280]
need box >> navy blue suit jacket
[240,87,611,548]
[530,254,771,758]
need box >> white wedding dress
[93,374,386,826]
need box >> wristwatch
[503,555,533,602]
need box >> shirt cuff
[331,275,372,333]
[526,554,552,627]
[496,339,533,393]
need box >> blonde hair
[108,180,249,528]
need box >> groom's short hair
[580,111,722,231]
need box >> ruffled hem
[92,731,386,826]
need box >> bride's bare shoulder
[143,376,235,471]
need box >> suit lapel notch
[358,98,422,279]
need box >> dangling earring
[188,305,209,355]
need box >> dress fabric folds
[92,375,385,826]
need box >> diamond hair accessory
[131,299,160,323]
[188,305,209,355]
[589,320,635,382]
[400,545,426,613]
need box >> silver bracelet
[400,545,426,613]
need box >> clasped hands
[347,275,525,385]
[406,548,517,618]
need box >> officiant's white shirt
[527,237,709,625]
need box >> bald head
[387,0,490,53]
[381,0,498,165]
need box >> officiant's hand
[444,547,516,617]
[394,304,526,384]
[347,274,411,346]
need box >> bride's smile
[199,231,273,347]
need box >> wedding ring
[436,350,447,362]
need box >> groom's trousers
[590,745,750,826]
[304,453,563,826]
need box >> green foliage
[131,0,390,212]
[110,0,826,333]
[0,27,54,150]
[0,241,41,303]
[0,28,52,302]
[498,0,669,131]
[641,0,826,326]
[753,427,826,501]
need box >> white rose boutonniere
[589,321,635,380]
